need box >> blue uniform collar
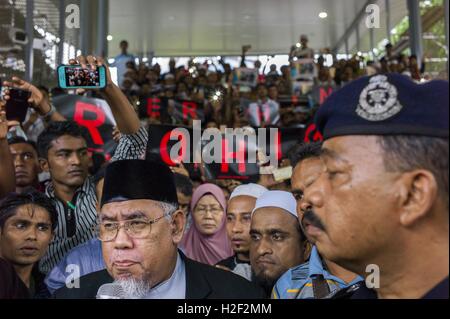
[308,246,363,288]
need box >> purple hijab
[180,184,233,265]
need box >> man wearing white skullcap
[216,184,268,282]
[250,191,308,296]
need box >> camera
[8,27,28,45]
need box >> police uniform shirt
[272,246,363,299]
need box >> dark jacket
[0,258,29,299]
[54,252,266,299]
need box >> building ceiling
[109,0,407,57]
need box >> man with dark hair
[0,190,58,298]
[173,173,193,217]
[8,137,41,193]
[273,142,362,299]
[112,40,136,87]
[3,55,149,274]
[217,183,267,281]
[303,74,449,299]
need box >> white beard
[114,278,151,299]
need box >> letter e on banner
[147,98,161,119]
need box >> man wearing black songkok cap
[299,74,449,299]
[54,160,265,299]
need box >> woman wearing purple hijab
[180,184,233,265]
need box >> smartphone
[5,88,31,122]
[58,65,107,89]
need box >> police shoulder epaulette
[291,261,310,281]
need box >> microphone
[96,283,126,299]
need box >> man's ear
[170,210,186,244]
[39,158,49,173]
[397,170,438,227]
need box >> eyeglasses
[97,214,170,242]
[194,205,223,216]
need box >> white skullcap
[229,184,268,201]
[252,190,298,219]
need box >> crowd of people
[108,37,434,132]
[0,34,448,300]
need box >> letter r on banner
[182,101,198,120]
[73,101,106,145]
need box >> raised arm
[71,55,141,135]
[2,77,66,123]
[0,101,16,197]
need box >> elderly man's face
[301,136,401,273]
[100,200,185,287]
[250,208,305,289]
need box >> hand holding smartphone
[59,55,111,90]
[58,65,107,89]
[2,77,50,119]
[4,88,31,122]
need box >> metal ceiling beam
[332,0,375,53]
[407,0,423,63]
[25,0,34,81]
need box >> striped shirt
[39,127,149,274]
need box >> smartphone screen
[58,65,107,89]
[5,88,31,122]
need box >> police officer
[301,74,449,299]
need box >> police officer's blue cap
[315,74,449,140]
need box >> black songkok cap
[101,160,179,207]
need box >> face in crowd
[0,193,56,283]
[192,194,225,236]
[291,155,325,245]
[9,142,40,191]
[226,195,255,259]
[38,124,91,191]
[250,206,306,292]
[299,135,448,275]
[100,199,185,291]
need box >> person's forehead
[197,194,220,205]
[322,135,381,164]
[252,207,296,228]
[8,205,51,223]
[50,135,87,151]
[10,143,37,155]
[100,199,164,219]
[295,158,323,179]
[228,196,256,213]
